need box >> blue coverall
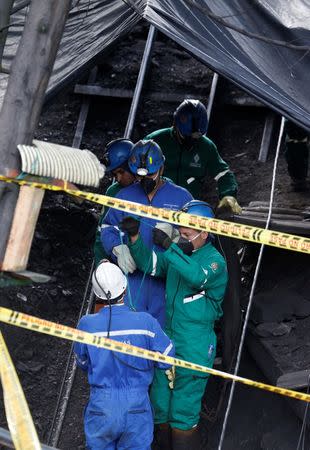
[101,180,192,326]
[74,304,174,450]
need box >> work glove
[112,244,137,274]
[217,196,242,216]
[119,216,140,237]
[152,228,172,250]
[154,222,180,241]
[165,366,176,389]
[176,238,194,256]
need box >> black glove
[152,228,172,250]
[119,216,140,237]
[176,238,194,256]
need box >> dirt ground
[1,22,309,449]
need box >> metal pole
[124,25,157,139]
[258,111,278,162]
[0,426,58,450]
[206,72,219,126]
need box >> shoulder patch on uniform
[210,262,219,272]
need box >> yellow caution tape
[0,331,41,450]
[1,174,310,255]
[0,306,309,404]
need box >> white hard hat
[92,260,127,302]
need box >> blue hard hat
[103,138,134,172]
[174,99,208,137]
[181,200,214,218]
[128,140,165,176]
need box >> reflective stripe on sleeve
[163,342,173,356]
[214,169,230,181]
[183,291,205,304]
[94,329,156,338]
[151,251,158,276]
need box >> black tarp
[127,0,310,131]
[1,0,310,131]
[0,0,139,108]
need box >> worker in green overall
[145,99,241,214]
[120,200,228,449]
[93,138,135,266]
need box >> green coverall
[145,127,238,199]
[93,182,121,266]
[129,237,228,430]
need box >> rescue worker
[284,120,309,191]
[101,139,192,326]
[145,99,241,214]
[74,260,175,450]
[120,200,228,449]
[93,138,135,265]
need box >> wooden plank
[74,84,133,98]
[277,369,310,389]
[74,84,201,103]
[234,215,310,235]
[239,211,303,221]
[75,83,266,108]
[72,66,98,149]
[2,186,45,271]
[243,205,305,215]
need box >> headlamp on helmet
[129,140,165,176]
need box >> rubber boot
[171,426,201,450]
[152,423,172,450]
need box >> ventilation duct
[17,140,105,187]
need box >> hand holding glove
[152,228,172,250]
[217,196,242,216]
[119,216,140,237]
[112,244,137,274]
[155,222,180,242]
[165,366,175,389]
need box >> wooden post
[0,0,72,268]
[0,0,14,67]
[2,185,45,271]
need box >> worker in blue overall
[94,138,135,266]
[101,140,192,326]
[74,260,175,450]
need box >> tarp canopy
[0,0,140,108]
[128,0,310,132]
[1,0,310,131]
